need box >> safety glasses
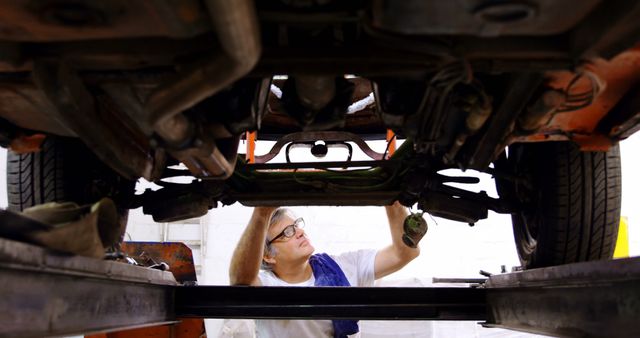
[267,218,305,245]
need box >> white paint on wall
[620,132,640,255]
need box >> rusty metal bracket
[121,242,197,284]
[254,131,386,163]
[484,256,640,337]
[166,136,239,179]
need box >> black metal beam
[233,190,401,206]
[176,258,640,338]
[0,238,177,338]
[175,286,487,320]
[484,257,640,337]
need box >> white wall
[620,132,640,254]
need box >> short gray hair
[261,208,296,271]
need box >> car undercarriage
[1,0,639,268]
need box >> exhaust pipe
[146,0,261,176]
[146,0,261,146]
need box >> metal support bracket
[484,256,640,337]
[254,131,386,163]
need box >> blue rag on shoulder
[309,253,359,338]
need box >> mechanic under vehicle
[0,0,640,337]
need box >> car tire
[6,136,135,247]
[496,141,621,269]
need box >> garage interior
[1,1,640,337]
[1,133,639,337]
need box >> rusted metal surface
[444,88,493,164]
[85,319,205,338]
[599,81,640,139]
[146,0,261,147]
[517,89,566,131]
[254,131,386,163]
[167,135,239,179]
[570,0,640,59]
[249,160,396,170]
[0,237,177,338]
[83,241,205,338]
[484,256,640,337]
[121,242,197,284]
[0,0,638,219]
[371,0,600,37]
[262,78,384,136]
[228,141,413,207]
[0,1,210,41]
[31,60,156,180]
[294,76,336,111]
[466,73,543,170]
[24,37,209,73]
[141,0,260,180]
[0,82,75,137]
[546,53,637,132]
[8,133,45,153]
[350,77,374,102]
[514,48,640,150]
[279,76,354,130]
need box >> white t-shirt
[256,249,377,338]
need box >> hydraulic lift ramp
[175,257,640,337]
[0,237,177,337]
[1,208,639,338]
